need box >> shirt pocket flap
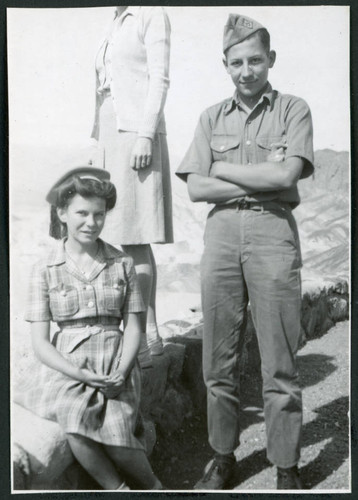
[256,135,286,151]
[103,279,127,313]
[210,135,240,153]
[49,284,79,318]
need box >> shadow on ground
[229,396,349,490]
[152,350,348,490]
[297,353,337,389]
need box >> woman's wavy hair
[49,175,117,240]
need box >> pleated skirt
[99,95,174,245]
[19,326,145,449]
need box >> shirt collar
[113,6,140,20]
[224,82,274,115]
[46,238,116,267]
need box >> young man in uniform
[176,13,314,490]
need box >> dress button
[88,301,94,308]
[246,140,251,146]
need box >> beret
[223,14,265,53]
[46,166,110,205]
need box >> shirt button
[246,140,251,146]
[248,162,252,165]
[86,285,92,291]
[113,284,119,289]
[220,145,225,151]
[60,290,66,297]
[247,120,251,124]
[88,301,94,308]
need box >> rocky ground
[151,321,350,491]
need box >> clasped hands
[209,141,287,177]
[80,368,126,399]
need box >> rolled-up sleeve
[122,258,145,314]
[24,262,52,322]
[176,110,214,182]
[284,97,314,179]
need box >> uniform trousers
[200,200,303,468]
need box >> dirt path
[151,321,350,491]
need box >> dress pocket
[103,279,127,314]
[210,134,240,162]
[49,284,79,319]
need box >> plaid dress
[20,239,146,448]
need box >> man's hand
[130,137,153,170]
[267,142,287,163]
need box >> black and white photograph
[7,4,350,493]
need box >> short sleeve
[24,262,52,322]
[284,97,314,179]
[176,110,213,182]
[122,258,145,314]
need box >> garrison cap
[46,166,110,205]
[223,14,265,53]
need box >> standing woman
[90,6,173,368]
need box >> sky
[7,5,350,174]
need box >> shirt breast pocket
[210,135,240,163]
[103,279,127,315]
[256,135,286,163]
[49,284,79,319]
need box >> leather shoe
[194,457,234,490]
[277,465,303,489]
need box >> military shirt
[25,238,145,324]
[176,83,314,207]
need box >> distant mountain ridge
[294,149,349,281]
[300,149,349,196]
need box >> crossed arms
[183,96,314,204]
[187,151,305,204]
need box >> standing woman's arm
[139,7,171,139]
[130,7,171,170]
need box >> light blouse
[91,6,171,140]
